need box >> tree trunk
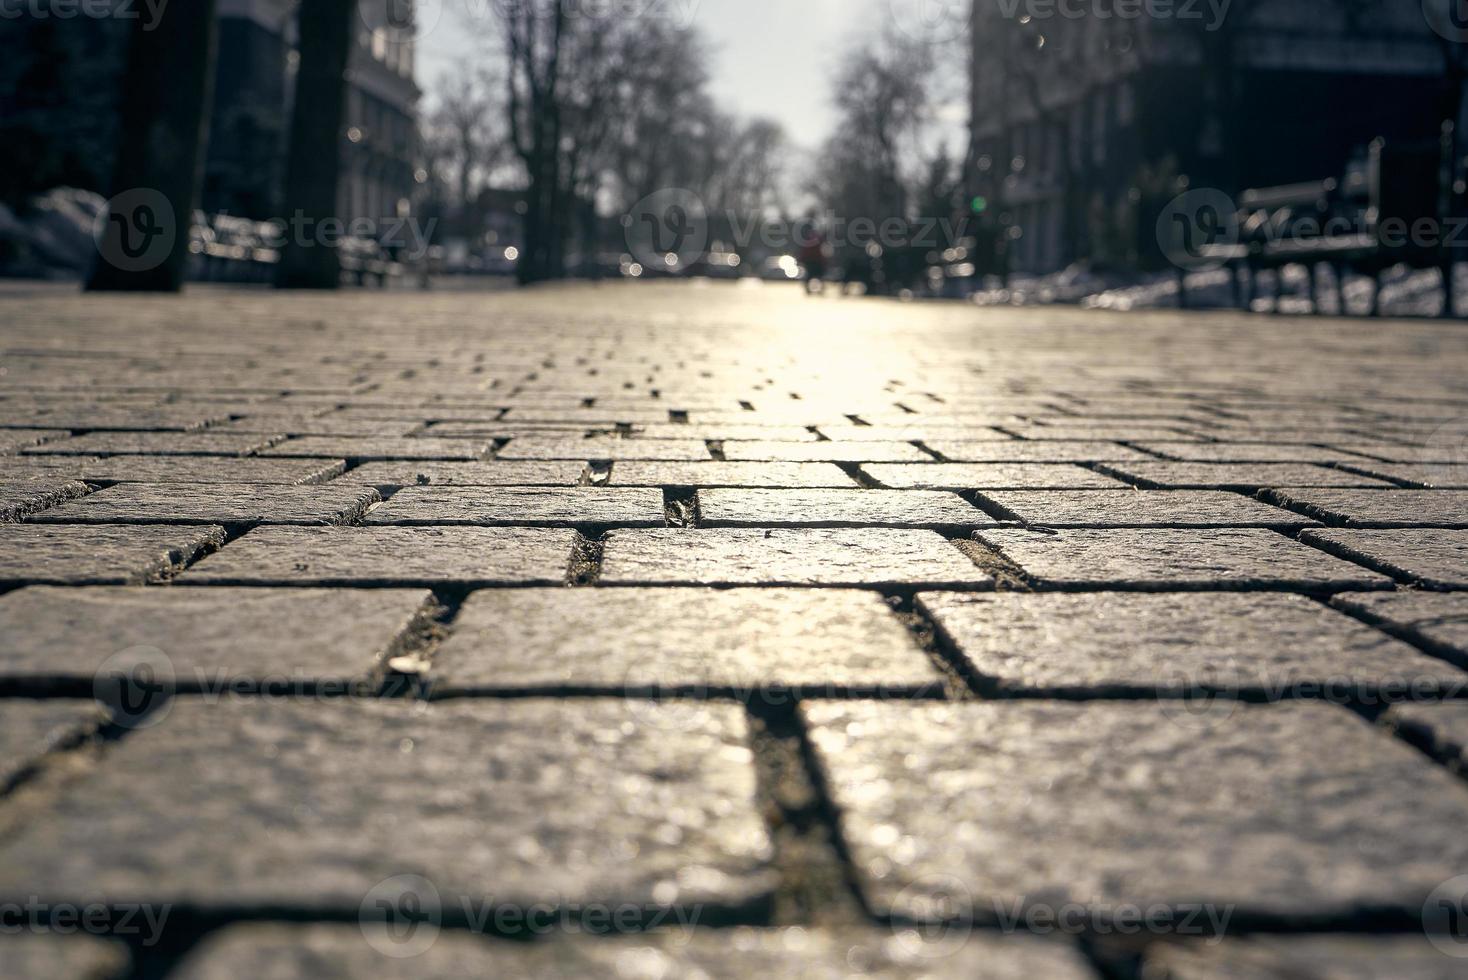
[87,0,218,293]
[276,0,356,290]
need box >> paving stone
[348,460,587,488]
[0,408,223,431]
[1333,591,1468,664]
[721,440,931,463]
[918,591,1464,696]
[1301,529,1468,589]
[0,479,90,521]
[609,461,855,488]
[1265,488,1468,527]
[924,440,1154,462]
[0,699,108,787]
[1344,461,1468,488]
[180,526,575,587]
[23,431,284,456]
[863,463,1127,490]
[1005,425,1204,441]
[1385,702,1468,770]
[261,437,492,462]
[0,455,346,485]
[626,423,820,441]
[171,923,1094,979]
[0,699,774,912]
[0,934,129,980]
[803,700,1468,919]
[0,524,225,586]
[420,422,592,439]
[430,587,941,696]
[976,528,1392,591]
[0,586,434,692]
[977,489,1305,528]
[697,488,991,529]
[0,428,71,453]
[600,529,993,587]
[502,406,673,423]
[1326,443,1455,463]
[1100,462,1395,489]
[365,486,663,527]
[219,417,422,437]
[497,436,711,461]
[28,483,379,527]
[1129,442,1371,463]
[815,425,1015,442]
[1143,935,1465,979]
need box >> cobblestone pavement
[1,281,1468,977]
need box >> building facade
[969,1,1455,274]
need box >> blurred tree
[427,61,503,236]
[276,0,357,290]
[87,0,218,292]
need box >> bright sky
[414,0,963,150]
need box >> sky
[413,0,964,151]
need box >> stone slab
[863,463,1127,490]
[977,489,1305,528]
[0,699,108,787]
[171,923,1094,979]
[1386,702,1468,770]
[0,934,128,980]
[804,700,1468,919]
[918,591,1464,696]
[976,528,1392,591]
[365,486,664,527]
[1301,529,1468,589]
[626,423,819,441]
[219,417,422,437]
[496,437,711,461]
[697,488,992,529]
[1266,489,1468,528]
[0,586,434,691]
[0,480,90,521]
[1129,443,1369,464]
[0,429,71,454]
[1144,935,1466,979]
[1333,590,1468,665]
[721,441,931,463]
[28,483,379,527]
[180,526,575,587]
[1100,462,1395,490]
[0,524,225,586]
[262,437,492,462]
[600,529,993,588]
[0,699,774,912]
[923,441,1153,463]
[609,461,855,488]
[430,587,941,695]
[1344,462,1468,489]
[347,461,587,488]
[23,431,284,457]
[0,455,346,485]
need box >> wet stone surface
[599,528,993,588]
[0,699,775,912]
[365,486,664,527]
[976,528,1392,591]
[918,591,1465,696]
[27,482,380,526]
[804,700,1468,920]
[429,587,941,695]
[180,526,576,587]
